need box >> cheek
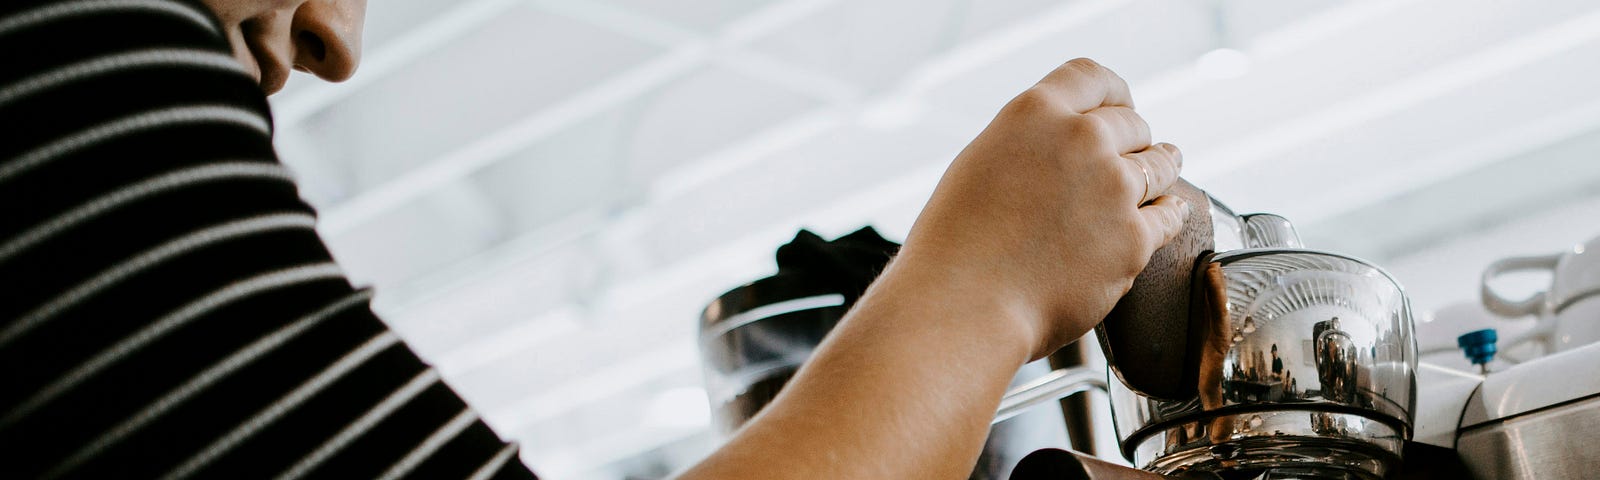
[199,0,248,22]
[200,0,303,28]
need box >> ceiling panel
[621,65,823,186]
[597,0,787,32]
[1305,124,1600,268]
[1199,40,1600,222]
[295,4,663,192]
[920,0,1214,123]
[323,181,506,288]
[949,0,1073,42]
[747,0,968,91]
[629,123,965,272]
[361,0,466,48]
[1220,0,1349,44]
[1140,0,1600,174]
[385,252,591,360]
[471,107,635,233]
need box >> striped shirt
[0,0,539,478]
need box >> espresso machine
[697,183,1600,480]
[1007,182,1600,479]
[1072,182,1420,479]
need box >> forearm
[679,257,1038,479]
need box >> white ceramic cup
[1481,234,1600,352]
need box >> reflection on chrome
[1131,411,1403,480]
[1109,250,1417,480]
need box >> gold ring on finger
[1138,162,1151,205]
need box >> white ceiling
[268,0,1600,477]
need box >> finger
[1121,142,1182,204]
[1037,58,1133,113]
[1083,106,1151,154]
[1137,194,1191,252]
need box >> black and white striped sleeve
[0,0,539,478]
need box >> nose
[291,0,366,82]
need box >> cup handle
[1481,253,1562,318]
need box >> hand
[890,58,1189,359]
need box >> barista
[0,0,1189,478]
[1271,344,1284,379]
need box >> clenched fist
[890,58,1189,359]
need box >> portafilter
[1097,181,1417,480]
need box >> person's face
[200,0,368,95]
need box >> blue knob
[1457,329,1498,368]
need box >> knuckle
[1155,143,1180,164]
[1101,163,1141,199]
[1133,114,1153,138]
[1063,113,1110,141]
[1073,58,1125,85]
[1004,86,1062,118]
[1162,142,1183,158]
[1107,175,1137,200]
[1057,58,1108,87]
[1066,57,1104,74]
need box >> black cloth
[773,227,901,305]
[0,0,536,478]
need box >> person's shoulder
[0,0,234,65]
[0,0,270,132]
[1,0,223,33]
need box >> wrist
[867,249,1045,362]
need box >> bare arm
[680,258,1037,478]
[679,58,1189,479]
